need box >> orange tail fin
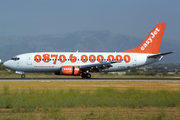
[123,23,166,54]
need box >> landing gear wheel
[21,74,25,79]
[81,73,91,79]
[86,73,91,78]
[81,73,86,78]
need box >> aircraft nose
[3,60,12,69]
[3,61,8,68]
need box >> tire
[81,73,86,78]
[21,74,25,78]
[86,73,91,78]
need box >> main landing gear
[81,73,91,79]
[21,74,25,79]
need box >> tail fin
[123,23,166,54]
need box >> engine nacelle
[55,66,81,76]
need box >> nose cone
[3,60,14,70]
[3,61,10,68]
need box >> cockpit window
[11,57,20,61]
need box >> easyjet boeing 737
[3,23,174,78]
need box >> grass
[0,81,180,93]
[1,86,180,109]
[0,81,180,119]
[0,107,179,120]
[0,89,180,119]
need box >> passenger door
[27,55,32,65]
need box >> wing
[79,61,116,72]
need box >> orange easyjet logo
[63,67,72,70]
[141,27,160,50]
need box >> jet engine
[55,66,81,76]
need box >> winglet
[123,23,166,54]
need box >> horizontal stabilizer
[148,51,175,58]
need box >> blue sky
[0,0,179,40]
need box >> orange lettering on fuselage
[59,55,66,63]
[51,54,58,64]
[108,55,114,62]
[70,54,77,63]
[116,55,122,63]
[97,55,104,63]
[43,54,50,63]
[34,54,131,64]
[34,55,41,63]
[81,55,88,63]
[89,55,96,63]
[124,55,131,63]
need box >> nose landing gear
[81,73,91,79]
[15,71,25,79]
[21,74,25,78]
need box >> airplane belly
[102,62,131,72]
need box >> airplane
[3,23,174,78]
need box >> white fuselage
[3,52,161,73]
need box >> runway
[0,78,180,82]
